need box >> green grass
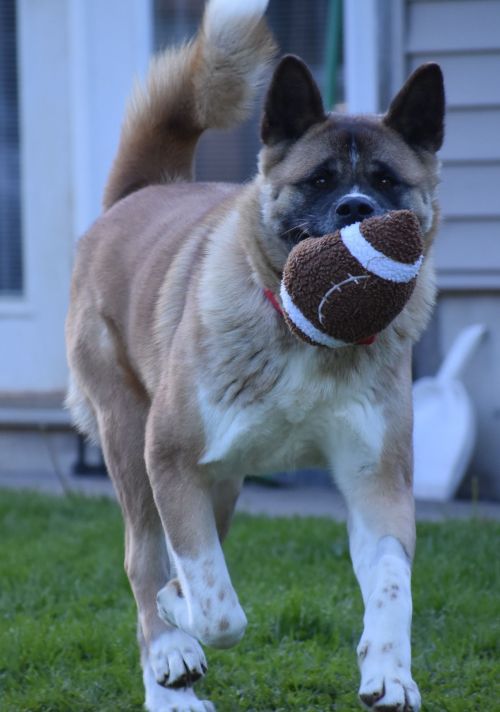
[0,490,498,712]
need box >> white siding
[442,109,500,162]
[405,0,500,288]
[408,52,500,106]
[403,0,500,497]
[407,0,500,53]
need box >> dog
[66,1,444,709]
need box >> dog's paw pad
[359,676,385,707]
[359,674,421,711]
[150,629,207,689]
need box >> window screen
[0,0,22,295]
[153,0,342,183]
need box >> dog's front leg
[146,437,246,650]
[347,494,421,712]
[153,472,247,650]
[332,399,421,710]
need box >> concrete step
[0,406,71,428]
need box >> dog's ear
[384,63,445,153]
[261,55,326,146]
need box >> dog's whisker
[280,221,309,238]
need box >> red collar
[263,288,283,315]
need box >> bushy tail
[103,0,275,210]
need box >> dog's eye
[373,172,397,189]
[309,171,335,189]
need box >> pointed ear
[261,55,326,146]
[384,63,445,152]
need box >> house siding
[403,0,500,497]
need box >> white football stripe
[340,222,422,283]
[280,282,348,349]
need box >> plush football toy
[280,210,423,347]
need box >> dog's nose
[335,196,376,226]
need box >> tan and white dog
[66,1,445,710]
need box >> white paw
[359,669,421,711]
[145,684,215,712]
[357,633,420,711]
[157,578,247,649]
[144,653,215,712]
[150,630,208,688]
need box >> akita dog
[66,0,445,709]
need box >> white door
[0,0,150,401]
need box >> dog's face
[258,57,445,268]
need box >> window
[0,0,22,295]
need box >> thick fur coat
[66,1,445,710]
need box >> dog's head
[257,56,445,270]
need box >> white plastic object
[413,324,487,501]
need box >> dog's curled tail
[103,0,275,210]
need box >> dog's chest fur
[197,345,386,478]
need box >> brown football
[280,210,423,347]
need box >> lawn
[0,490,498,712]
